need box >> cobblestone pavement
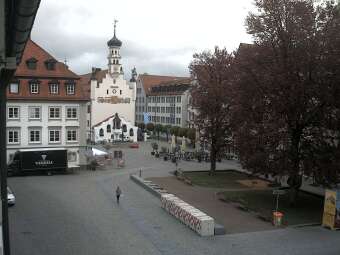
[8,141,340,255]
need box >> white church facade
[81,21,138,142]
[93,113,138,142]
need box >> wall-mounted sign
[97,96,131,104]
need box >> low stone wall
[161,193,215,236]
[130,174,168,198]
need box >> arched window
[122,124,127,132]
[129,128,134,137]
[107,125,111,133]
[99,128,104,137]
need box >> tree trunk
[210,147,217,175]
[288,128,302,206]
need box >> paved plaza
[8,141,340,255]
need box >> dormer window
[65,81,75,95]
[26,58,37,70]
[45,59,56,70]
[49,82,59,94]
[29,80,40,94]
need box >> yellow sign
[324,190,336,215]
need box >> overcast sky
[31,0,254,77]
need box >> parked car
[7,187,15,206]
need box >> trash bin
[273,211,284,226]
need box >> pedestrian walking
[116,186,122,204]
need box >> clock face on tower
[112,89,117,94]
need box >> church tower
[107,20,123,77]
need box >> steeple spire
[114,19,118,37]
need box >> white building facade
[93,113,138,142]
[146,79,191,128]
[7,101,88,166]
[81,22,137,141]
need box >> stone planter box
[161,194,215,236]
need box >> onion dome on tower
[107,20,122,47]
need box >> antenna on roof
[64,58,68,68]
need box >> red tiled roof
[15,40,79,79]
[138,74,189,96]
[8,39,89,101]
[149,78,192,96]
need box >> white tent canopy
[92,148,108,156]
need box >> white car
[7,187,15,206]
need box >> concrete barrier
[161,194,215,236]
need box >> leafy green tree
[146,123,154,132]
[154,124,163,140]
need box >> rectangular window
[66,83,75,95]
[176,107,181,114]
[87,120,90,127]
[49,107,61,119]
[161,97,165,103]
[29,107,41,119]
[137,88,141,94]
[177,96,181,103]
[87,104,91,113]
[67,129,77,142]
[176,118,181,125]
[29,129,41,143]
[8,107,20,119]
[7,129,20,144]
[30,83,39,94]
[66,107,78,119]
[9,83,19,94]
[49,84,59,94]
[49,129,61,143]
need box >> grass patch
[182,170,253,189]
[221,189,323,226]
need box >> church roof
[138,74,189,96]
[107,35,122,47]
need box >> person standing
[116,186,122,204]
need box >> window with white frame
[49,129,61,143]
[7,129,20,144]
[30,83,39,94]
[66,107,77,119]
[49,107,61,119]
[66,129,77,142]
[8,107,20,119]
[29,129,41,143]
[66,83,75,95]
[49,83,59,94]
[29,106,41,119]
[176,118,181,125]
[9,83,19,94]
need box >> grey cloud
[30,1,192,77]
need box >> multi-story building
[81,22,137,141]
[145,78,192,127]
[135,74,188,125]
[6,39,90,167]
